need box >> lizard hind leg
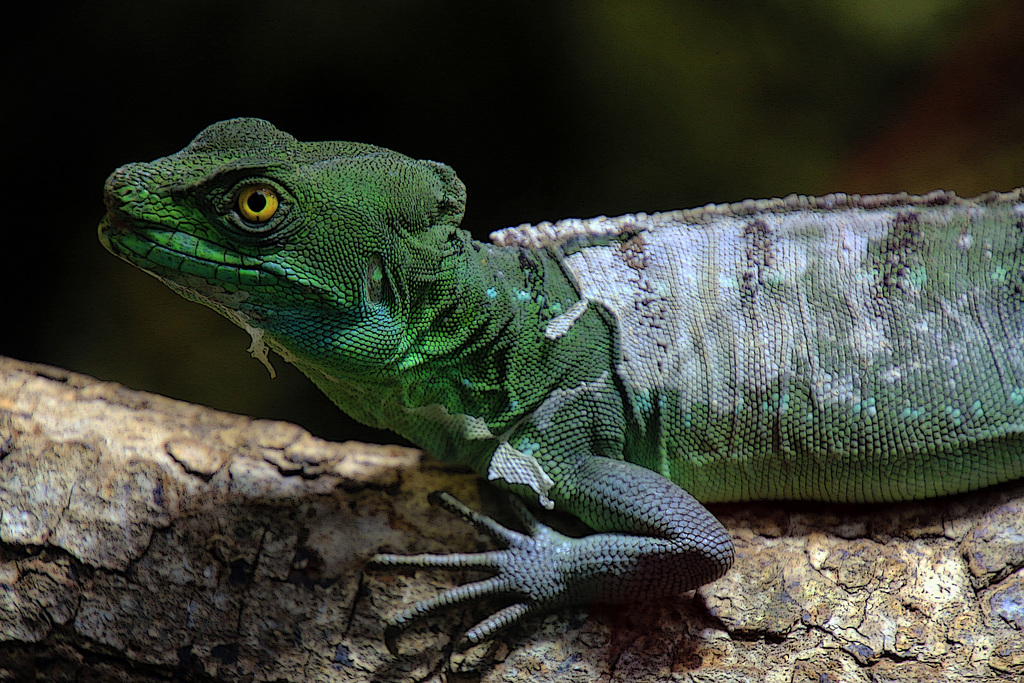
[370,459,735,651]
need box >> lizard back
[495,189,1024,503]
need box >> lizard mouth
[99,205,284,376]
[97,209,162,268]
[98,165,188,271]
[97,201,284,328]
[98,164,266,287]
[98,210,218,275]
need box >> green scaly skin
[99,118,732,646]
[99,118,1024,648]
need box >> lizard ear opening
[364,253,393,306]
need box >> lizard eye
[236,184,280,223]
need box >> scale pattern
[509,195,1024,503]
[97,118,1024,645]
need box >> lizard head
[99,117,467,381]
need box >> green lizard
[98,118,1024,646]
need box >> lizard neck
[293,230,613,462]
[398,230,592,428]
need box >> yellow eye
[237,184,279,223]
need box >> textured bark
[0,355,1022,682]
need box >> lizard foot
[369,491,575,649]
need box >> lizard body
[98,118,1024,644]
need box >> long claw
[428,491,530,545]
[501,490,547,536]
[461,602,534,647]
[386,576,505,628]
[370,549,501,570]
[369,492,537,570]
[370,492,564,651]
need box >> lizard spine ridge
[490,187,1024,250]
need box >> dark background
[5,1,1023,445]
